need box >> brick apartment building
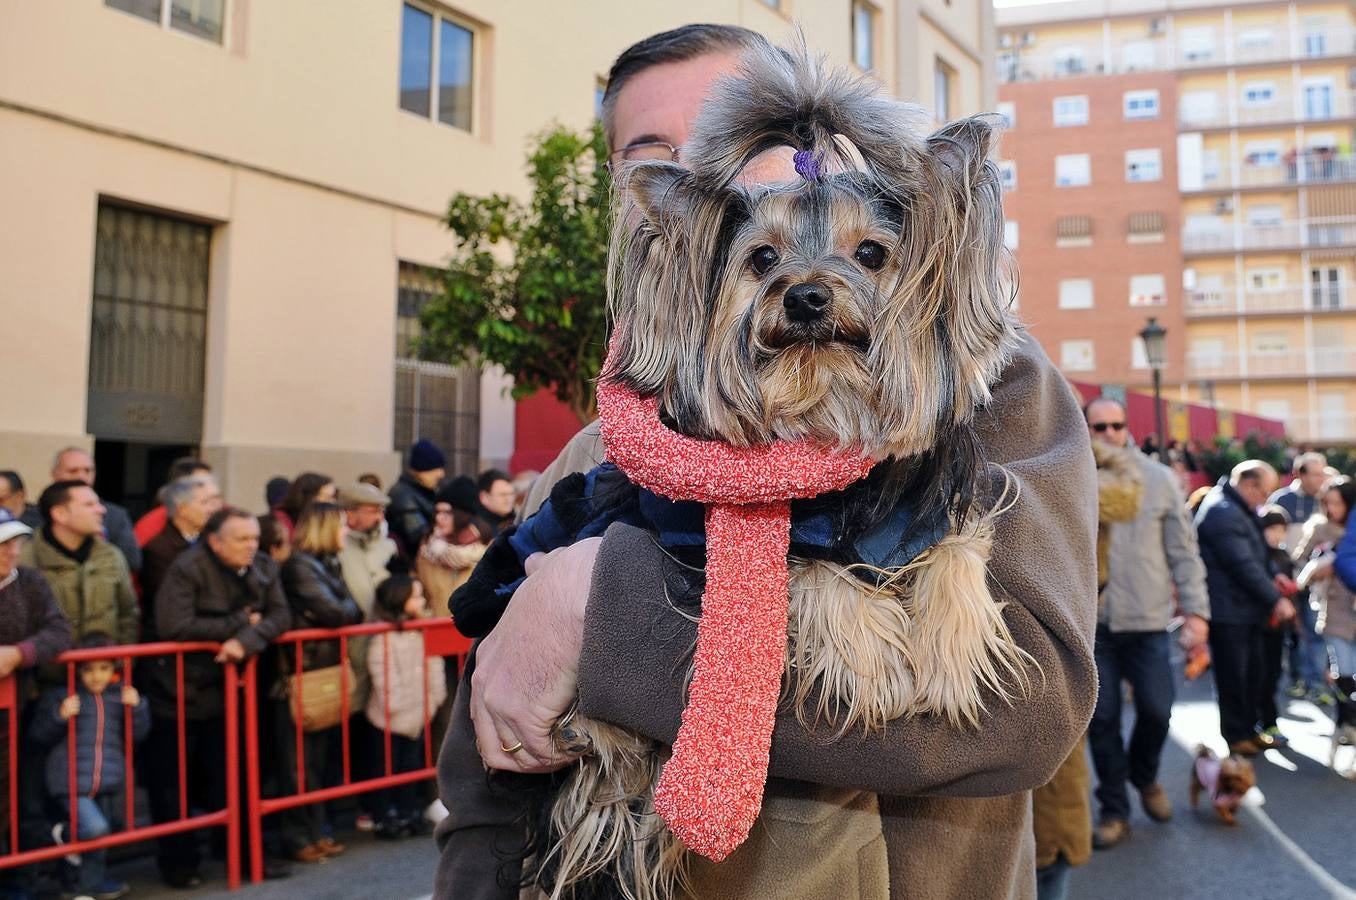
[997,0,1356,444]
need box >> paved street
[99,667,1354,899]
[123,831,438,900]
[1072,671,1356,900]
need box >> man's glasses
[1091,422,1127,433]
[606,141,682,171]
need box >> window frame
[998,159,1017,192]
[995,101,1016,129]
[1241,80,1278,107]
[105,0,226,45]
[1055,153,1091,187]
[1052,95,1089,127]
[934,58,955,121]
[851,0,878,72]
[1124,148,1162,183]
[1059,339,1096,372]
[1123,89,1160,120]
[1129,273,1166,306]
[1058,278,1095,310]
[399,1,479,134]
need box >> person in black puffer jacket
[1195,462,1295,756]
[30,632,150,899]
[278,502,362,864]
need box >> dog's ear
[921,113,1015,416]
[617,162,698,235]
[925,115,1000,186]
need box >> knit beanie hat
[408,439,447,473]
[436,475,478,513]
[1257,504,1290,531]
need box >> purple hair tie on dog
[793,149,823,181]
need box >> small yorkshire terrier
[1189,745,1256,826]
[452,42,1031,900]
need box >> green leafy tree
[418,122,612,425]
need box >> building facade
[997,0,1356,444]
[1,0,993,510]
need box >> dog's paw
[550,699,595,756]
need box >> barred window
[393,262,480,476]
[1128,211,1165,235]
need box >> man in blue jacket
[1336,514,1356,593]
[1195,460,1296,755]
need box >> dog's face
[607,126,1015,462]
[1217,754,1257,800]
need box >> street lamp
[1139,317,1168,454]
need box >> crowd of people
[0,442,532,899]
[1042,399,1356,899]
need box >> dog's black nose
[783,282,830,323]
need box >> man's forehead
[610,51,743,150]
[1085,399,1124,422]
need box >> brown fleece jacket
[434,333,1098,900]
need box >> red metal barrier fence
[0,641,242,886]
[0,619,470,890]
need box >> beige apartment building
[998,0,1356,445]
[0,0,992,511]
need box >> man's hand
[0,645,22,679]
[214,638,247,664]
[121,685,141,707]
[59,695,81,720]
[1272,597,1297,623]
[471,537,600,774]
[1273,573,1299,597]
[1178,614,1209,650]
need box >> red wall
[509,390,585,474]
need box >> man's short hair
[0,470,23,493]
[1230,459,1277,487]
[203,506,254,537]
[1293,451,1327,475]
[477,469,511,493]
[51,446,90,471]
[1082,396,1125,421]
[38,480,91,521]
[168,456,211,481]
[163,475,213,518]
[600,24,767,146]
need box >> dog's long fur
[523,43,1030,900]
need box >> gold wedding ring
[500,740,525,754]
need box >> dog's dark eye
[854,241,887,271]
[749,245,779,277]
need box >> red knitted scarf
[596,379,875,861]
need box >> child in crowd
[366,566,446,839]
[31,632,150,900]
[1259,505,1298,746]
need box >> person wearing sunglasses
[1083,397,1210,851]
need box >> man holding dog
[438,25,1098,900]
[1083,398,1209,850]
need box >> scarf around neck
[597,379,875,861]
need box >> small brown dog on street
[1188,745,1256,826]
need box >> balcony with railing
[1185,283,1356,316]
[1195,154,1356,191]
[1283,411,1356,442]
[1182,217,1356,254]
[998,28,1356,83]
[1186,346,1356,379]
[1178,91,1356,129]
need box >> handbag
[287,662,358,733]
